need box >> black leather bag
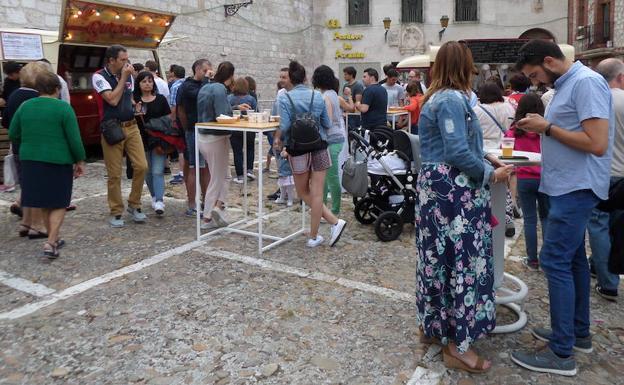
[101,119,126,145]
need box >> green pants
[324,142,344,215]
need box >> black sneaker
[523,258,539,271]
[531,327,593,353]
[590,264,597,279]
[513,205,523,219]
[267,189,280,200]
[164,166,172,175]
[595,284,618,302]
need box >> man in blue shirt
[510,40,613,377]
[355,68,388,130]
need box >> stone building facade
[1,0,314,100]
[568,0,624,64]
[1,0,568,96]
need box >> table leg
[391,115,396,130]
[408,113,411,132]
[492,182,506,289]
[243,131,248,219]
[195,125,201,241]
[258,132,263,254]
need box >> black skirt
[21,160,73,209]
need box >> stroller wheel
[374,211,404,242]
[354,197,378,225]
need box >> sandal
[18,224,31,237]
[28,229,48,239]
[43,242,60,260]
[418,327,441,346]
[65,205,77,211]
[9,204,23,218]
[442,345,490,374]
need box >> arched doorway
[519,28,557,42]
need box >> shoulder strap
[308,90,315,112]
[478,104,506,132]
[285,92,298,117]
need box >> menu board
[0,32,44,61]
[464,39,528,64]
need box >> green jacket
[9,97,86,165]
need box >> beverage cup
[232,109,241,118]
[501,138,515,157]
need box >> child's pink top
[504,127,542,179]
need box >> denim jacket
[418,89,493,186]
[277,85,331,147]
[197,82,232,135]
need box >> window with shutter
[348,0,370,25]
[456,0,478,22]
[402,0,424,23]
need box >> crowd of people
[1,38,622,377]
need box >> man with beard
[510,40,613,377]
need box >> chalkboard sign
[464,39,528,64]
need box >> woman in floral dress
[416,41,514,373]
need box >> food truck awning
[60,0,175,49]
[396,54,430,69]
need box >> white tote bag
[3,153,18,186]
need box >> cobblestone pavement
[0,160,622,385]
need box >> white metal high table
[194,121,306,254]
[488,149,541,334]
[346,109,411,130]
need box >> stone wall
[1,0,314,100]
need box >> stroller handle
[348,130,371,148]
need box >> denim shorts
[184,130,206,168]
[288,149,331,175]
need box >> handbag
[100,119,126,145]
[342,157,368,197]
[3,153,18,186]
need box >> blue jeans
[588,208,620,291]
[540,189,599,356]
[517,178,549,262]
[145,150,166,201]
[230,132,255,177]
[184,130,206,168]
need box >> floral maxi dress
[415,162,496,353]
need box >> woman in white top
[474,83,515,150]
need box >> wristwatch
[544,123,553,136]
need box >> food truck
[0,0,175,146]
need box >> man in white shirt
[587,57,624,302]
[145,60,170,102]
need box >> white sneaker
[232,176,244,184]
[329,219,346,247]
[211,207,229,227]
[246,171,256,180]
[154,201,165,216]
[287,200,293,207]
[200,219,219,230]
[151,197,157,209]
[306,235,324,248]
[275,197,286,205]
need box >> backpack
[285,91,327,156]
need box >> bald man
[587,57,624,302]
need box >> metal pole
[257,130,263,254]
[195,124,201,241]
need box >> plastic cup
[232,109,241,118]
[501,138,515,157]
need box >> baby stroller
[348,128,421,241]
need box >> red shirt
[504,126,541,179]
[507,92,524,110]
[404,95,423,126]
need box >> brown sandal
[442,345,490,374]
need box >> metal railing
[455,0,478,22]
[575,22,612,51]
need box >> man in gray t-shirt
[381,68,405,107]
[342,66,364,100]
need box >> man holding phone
[93,44,148,228]
[510,40,613,377]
